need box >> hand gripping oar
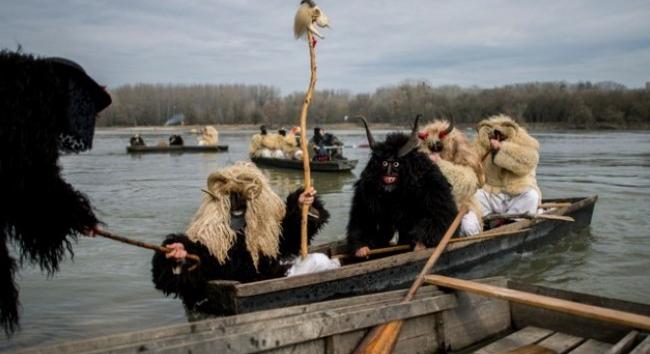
[352,206,468,354]
[94,229,201,271]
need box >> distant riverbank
[97,121,650,134]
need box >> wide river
[2,129,649,350]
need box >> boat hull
[21,275,650,354]
[250,156,358,172]
[199,196,598,316]
[126,145,228,154]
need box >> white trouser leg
[259,148,273,158]
[459,210,481,236]
[475,189,508,216]
[505,188,540,215]
[271,149,285,159]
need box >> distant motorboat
[164,113,185,126]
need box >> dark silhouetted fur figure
[346,116,458,255]
[151,162,329,312]
[0,50,111,335]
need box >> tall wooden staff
[293,0,329,259]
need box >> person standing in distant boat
[309,127,344,161]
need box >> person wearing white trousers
[473,114,541,220]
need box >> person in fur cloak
[418,120,484,236]
[346,116,458,258]
[474,114,541,219]
[0,50,111,335]
[197,125,219,146]
[249,125,284,158]
[151,162,331,309]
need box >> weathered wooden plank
[262,339,325,354]
[510,281,650,343]
[393,333,438,354]
[537,332,585,353]
[55,293,455,354]
[398,314,436,340]
[427,275,650,332]
[606,331,639,354]
[151,295,456,354]
[474,326,554,354]
[629,335,650,354]
[324,330,367,354]
[503,344,557,354]
[442,277,512,351]
[15,286,442,354]
[568,339,611,354]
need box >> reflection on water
[3,129,649,351]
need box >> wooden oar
[484,213,574,223]
[352,206,468,354]
[297,28,319,260]
[538,202,572,209]
[331,245,411,261]
[425,275,650,332]
[94,229,201,271]
[448,228,532,244]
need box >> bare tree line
[99,80,650,129]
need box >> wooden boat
[194,196,597,316]
[126,145,228,154]
[251,156,358,172]
[20,276,649,354]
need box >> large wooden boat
[126,145,229,154]
[20,276,649,354]
[250,156,358,172]
[193,196,597,316]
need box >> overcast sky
[2,0,649,94]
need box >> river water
[2,129,649,350]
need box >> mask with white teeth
[229,192,247,233]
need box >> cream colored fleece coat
[419,120,484,227]
[474,115,541,198]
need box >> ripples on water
[3,129,649,350]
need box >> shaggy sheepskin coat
[346,133,458,252]
[475,115,541,197]
[280,132,299,156]
[151,164,329,310]
[419,120,484,226]
[0,50,110,334]
[249,133,283,157]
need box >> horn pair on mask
[417,121,455,141]
[356,114,421,157]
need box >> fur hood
[419,120,484,186]
[185,162,285,269]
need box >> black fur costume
[346,116,458,253]
[0,50,111,335]
[151,188,329,311]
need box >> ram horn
[355,115,376,149]
[398,114,422,157]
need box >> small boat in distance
[126,145,228,154]
[251,156,358,172]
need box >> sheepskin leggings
[476,188,540,216]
